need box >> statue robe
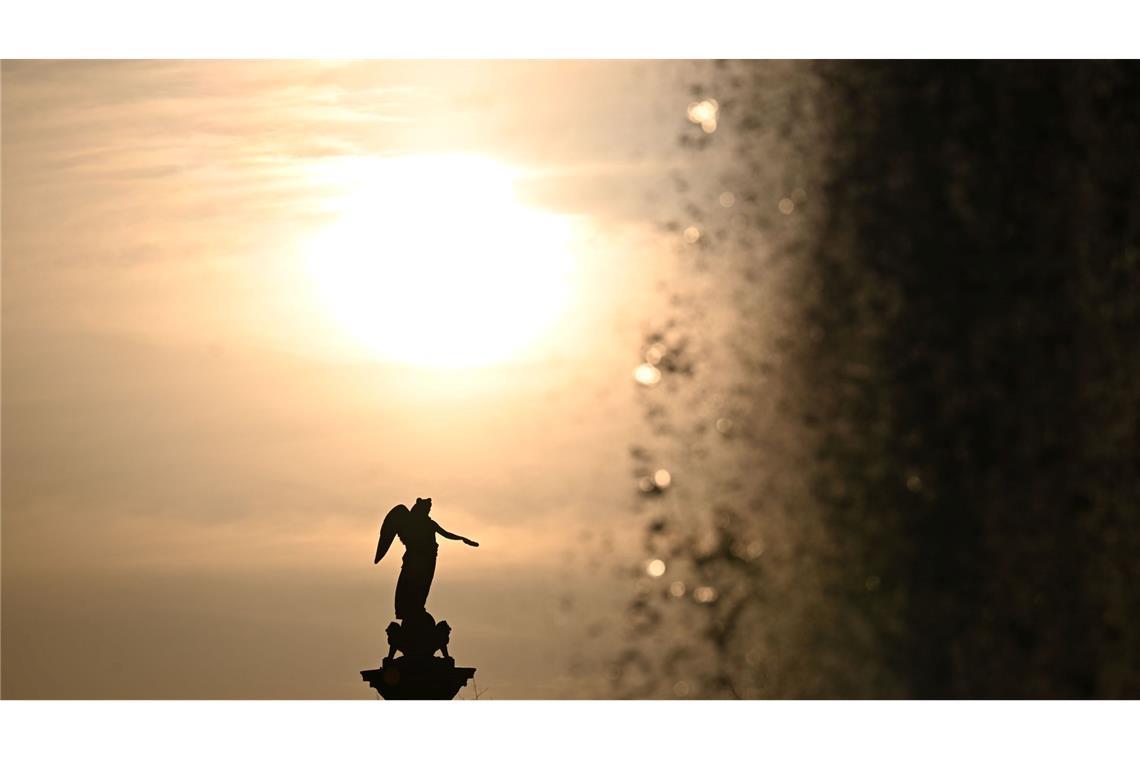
[394,515,440,619]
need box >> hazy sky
[1,60,712,698]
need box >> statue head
[412,497,432,515]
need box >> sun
[303,154,575,368]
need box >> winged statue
[374,496,478,620]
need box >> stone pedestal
[362,610,476,700]
[361,656,476,700]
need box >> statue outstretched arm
[435,522,479,547]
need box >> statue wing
[374,504,409,564]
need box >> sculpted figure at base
[385,612,452,661]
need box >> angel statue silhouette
[373,496,479,620]
[363,496,479,698]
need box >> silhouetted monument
[361,497,478,699]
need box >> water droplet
[646,559,666,577]
[778,198,795,215]
[645,342,667,365]
[686,99,719,134]
[686,99,718,125]
[694,586,718,604]
[718,191,736,208]
[683,225,701,243]
[653,469,672,489]
[669,581,687,597]
[633,363,662,386]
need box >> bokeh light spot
[634,363,662,386]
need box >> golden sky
[1,60,705,698]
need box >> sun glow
[304,155,575,367]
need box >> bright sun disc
[304,154,574,367]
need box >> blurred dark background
[622,61,1139,698]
